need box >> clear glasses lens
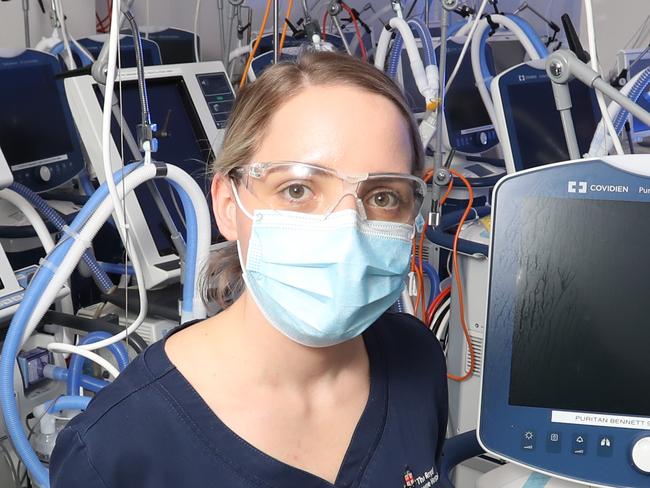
[238,163,425,223]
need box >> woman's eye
[367,191,400,209]
[282,183,311,201]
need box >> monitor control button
[39,166,52,182]
[632,437,650,474]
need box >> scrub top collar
[158,325,389,488]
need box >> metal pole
[430,0,457,227]
[92,0,136,85]
[273,0,279,63]
[550,81,580,159]
[22,0,30,48]
[328,1,351,55]
[433,5,449,174]
[332,15,352,55]
[547,50,650,129]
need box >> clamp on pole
[328,1,352,55]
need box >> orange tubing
[239,0,273,88]
[446,170,475,382]
[279,0,294,52]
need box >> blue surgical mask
[234,194,413,347]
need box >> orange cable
[427,286,451,325]
[239,0,273,88]
[446,169,475,382]
[279,0,294,52]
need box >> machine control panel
[479,156,650,487]
[632,437,650,473]
[196,73,235,130]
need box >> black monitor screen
[488,39,526,74]
[506,79,598,170]
[444,41,493,131]
[0,64,74,166]
[95,77,220,257]
[510,197,650,416]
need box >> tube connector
[391,0,403,18]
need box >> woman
[51,51,448,487]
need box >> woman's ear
[211,174,238,241]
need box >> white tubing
[194,0,202,62]
[71,37,96,62]
[229,45,251,63]
[419,110,438,148]
[375,18,436,103]
[47,343,120,379]
[453,19,474,38]
[587,68,642,156]
[55,0,77,70]
[584,0,624,155]
[0,190,55,253]
[35,30,62,53]
[47,165,211,351]
[374,26,392,71]
[102,0,150,349]
[445,0,490,91]
[471,15,543,132]
[20,165,157,347]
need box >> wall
[579,0,650,77]
[0,0,94,51]
[0,0,646,74]
[120,0,583,62]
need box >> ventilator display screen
[0,64,74,166]
[509,197,650,416]
[95,77,220,257]
[505,78,598,170]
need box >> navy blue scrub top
[50,312,448,488]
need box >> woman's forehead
[252,84,413,175]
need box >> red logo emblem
[404,469,415,487]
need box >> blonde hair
[202,51,425,310]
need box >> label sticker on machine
[552,411,650,430]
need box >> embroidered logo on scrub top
[403,466,439,488]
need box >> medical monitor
[401,39,498,154]
[486,35,527,73]
[65,62,235,289]
[617,48,650,140]
[0,49,84,192]
[479,155,650,487]
[492,60,600,173]
[125,27,198,64]
[74,35,162,68]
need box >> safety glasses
[230,161,426,223]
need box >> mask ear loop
[230,179,256,221]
